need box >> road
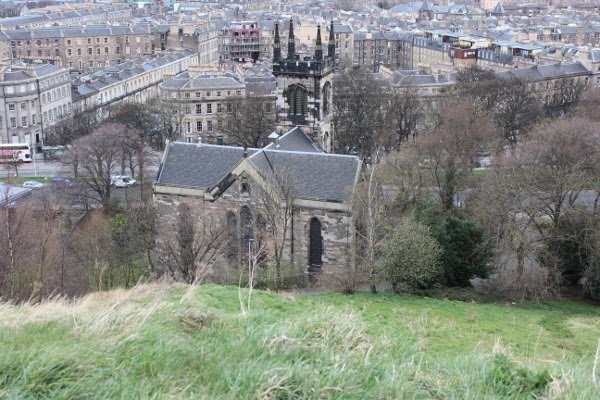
[4,160,62,177]
[4,160,160,179]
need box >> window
[96,48,101,55]
[104,38,108,44]
[77,48,82,56]
[67,48,72,56]
[21,116,27,127]
[67,40,71,45]
[206,91,211,97]
[207,120,213,131]
[185,106,191,114]
[8,103,15,111]
[88,48,93,55]
[196,121,202,131]
[184,92,191,98]
[87,38,91,44]
[236,90,241,96]
[217,103,222,113]
[287,85,308,116]
[187,121,191,133]
[105,47,109,54]
[55,49,60,56]
[195,92,201,98]
[227,103,232,112]
[10,117,16,128]
[32,115,36,125]
[196,104,202,114]
[217,91,221,97]
[96,38,100,43]
[20,102,26,110]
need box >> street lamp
[247,236,254,279]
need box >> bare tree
[147,97,186,149]
[333,67,394,158]
[157,203,227,283]
[61,123,125,212]
[352,150,387,294]
[474,116,600,295]
[455,66,540,147]
[543,77,587,119]
[217,96,277,149]
[418,100,495,211]
[249,166,297,292]
[389,85,421,145]
[45,108,98,146]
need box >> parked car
[22,180,44,189]
[51,177,76,188]
[111,175,137,188]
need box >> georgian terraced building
[159,65,246,144]
[0,63,71,148]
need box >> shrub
[416,205,492,287]
[377,215,442,291]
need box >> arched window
[308,218,323,272]
[240,206,254,260]
[287,85,308,116]
[322,82,331,115]
[226,211,239,265]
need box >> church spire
[315,24,323,61]
[328,20,335,61]
[273,21,281,63]
[287,19,295,60]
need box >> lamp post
[248,236,254,279]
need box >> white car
[22,180,44,189]
[111,175,137,188]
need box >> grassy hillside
[1,284,599,399]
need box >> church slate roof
[157,143,259,189]
[263,127,323,153]
[156,127,360,203]
[248,150,359,203]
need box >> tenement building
[159,65,246,143]
[0,63,71,148]
[153,127,360,279]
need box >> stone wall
[154,173,354,281]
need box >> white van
[111,175,137,188]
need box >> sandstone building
[0,63,71,147]
[272,20,335,152]
[153,127,360,278]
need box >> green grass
[1,283,599,399]
[0,176,50,184]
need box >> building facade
[0,63,71,148]
[72,49,199,116]
[159,65,246,143]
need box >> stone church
[272,20,336,152]
[153,127,360,278]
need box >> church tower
[272,20,335,152]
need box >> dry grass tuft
[0,282,177,330]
